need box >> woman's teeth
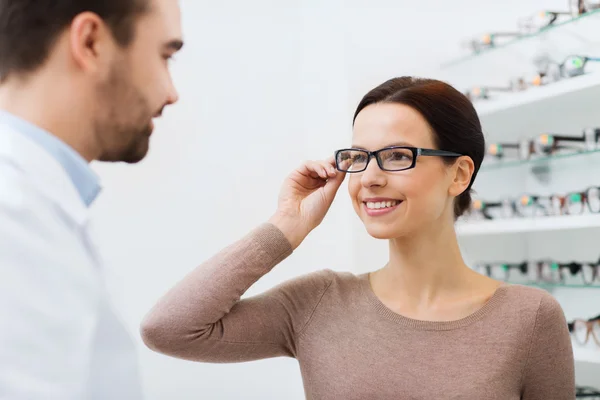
[365,200,400,209]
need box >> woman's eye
[390,152,408,160]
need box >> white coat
[0,121,143,399]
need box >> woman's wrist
[267,212,310,250]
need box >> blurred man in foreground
[0,0,183,397]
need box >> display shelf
[480,148,600,171]
[442,10,600,70]
[474,71,600,118]
[573,342,600,364]
[456,214,600,236]
[508,282,600,289]
[465,71,600,143]
[439,9,600,92]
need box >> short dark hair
[0,0,150,80]
[353,77,485,219]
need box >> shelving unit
[474,72,600,141]
[480,149,600,171]
[456,214,600,236]
[474,72,600,120]
[504,282,600,290]
[573,342,600,365]
[440,9,600,90]
[436,7,600,378]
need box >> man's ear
[69,12,112,74]
[449,156,475,197]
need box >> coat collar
[0,122,90,225]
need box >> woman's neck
[375,217,476,307]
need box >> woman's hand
[268,157,346,249]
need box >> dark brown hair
[0,0,149,80]
[353,77,485,219]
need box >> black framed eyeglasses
[334,146,463,173]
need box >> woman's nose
[360,156,387,188]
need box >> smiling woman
[141,76,575,399]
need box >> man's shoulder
[0,158,102,288]
[0,159,38,211]
[0,159,81,244]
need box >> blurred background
[89,0,600,398]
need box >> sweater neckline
[359,272,509,331]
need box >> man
[0,0,183,398]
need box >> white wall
[91,1,352,399]
[88,1,590,399]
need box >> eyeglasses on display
[570,0,600,16]
[568,314,600,348]
[575,385,600,399]
[537,54,600,85]
[517,10,572,34]
[465,78,528,101]
[465,54,600,103]
[464,32,522,54]
[485,128,600,162]
[468,186,600,220]
[474,256,600,286]
[333,146,462,173]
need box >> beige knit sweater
[141,223,575,399]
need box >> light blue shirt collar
[0,110,101,207]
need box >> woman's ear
[449,156,475,197]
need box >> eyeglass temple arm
[492,142,520,148]
[544,133,585,142]
[418,149,462,157]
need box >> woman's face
[348,102,465,239]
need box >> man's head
[0,0,183,163]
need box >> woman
[141,77,575,399]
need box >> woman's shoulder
[496,283,566,323]
[286,268,367,289]
[500,282,559,303]
[273,269,366,303]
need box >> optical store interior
[83,0,600,398]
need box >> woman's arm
[141,156,345,363]
[520,293,575,399]
[140,222,334,362]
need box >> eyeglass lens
[336,148,414,172]
[587,187,600,213]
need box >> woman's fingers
[300,160,329,180]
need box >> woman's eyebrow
[350,141,416,149]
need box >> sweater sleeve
[140,223,334,363]
[520,292,575,399]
